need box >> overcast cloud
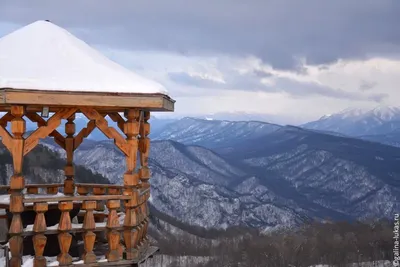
[0,0,399,124]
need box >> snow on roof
[0,20,167,95]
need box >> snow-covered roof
[0,20,167,95]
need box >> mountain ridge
[40,123,400,230]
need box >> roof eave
[0,88,175,112]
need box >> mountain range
[39,116,400,231]
[2,105,400,232]
[302,106,400,136]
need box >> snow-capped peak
[368,106,400,121]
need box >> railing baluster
[93,187,106,213]
[57,201,73,265]
[77,185,89,196]
[33,202,48,267]
[106,199,120,262]
[47,186,58,195]
[82,201,96,264]
[27,187,39,195]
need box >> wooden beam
[80,107,129,156]
[1,89,175,111]
[24,108,77,156]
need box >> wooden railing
[0,182,151,266]
[0,183,64,195]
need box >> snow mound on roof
[0,20,167,94]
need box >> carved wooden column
[139,111,151,188]
[139,111,151,246]
[64,114,75,195]
[57,201,73,265]
[123,109,140,260]
[106,199,120,262]
[33,202,48,267]
[9,106,26,267]
[82,201,96,264]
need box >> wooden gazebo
[0,21,174,266]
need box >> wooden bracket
[74,120,96,150]
[80,107,129,156]
[0,124,13,153]
[0,112,14,127]
[25,112,66,149]
[24,108,77,156]
[108,113,126,132]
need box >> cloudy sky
[0,1,399,124]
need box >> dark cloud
[0,0,399,70]
[168,70,388,102]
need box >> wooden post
[33,202,48,267]
[139,111,151,188]
[9,106,25,267]
[106,199,120,262]
[82,201,96,264]
[46,186,58,195]
[64,114,75,195]
[123,109,140,260]
[57,201,73,265]
[138,111,151,246]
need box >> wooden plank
[1,89,175,111]
[23,195,131,204]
